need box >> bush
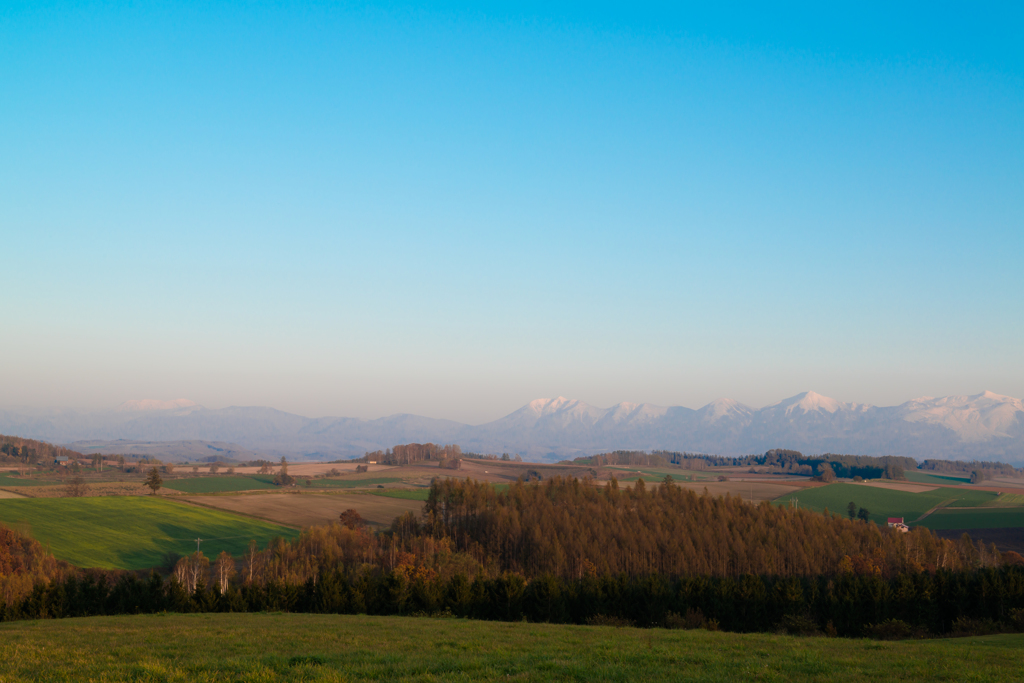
[950,617,1003,637]
[864,619,914,640]
[663,608,706,630]
[776,613,820,636]
[586,614,634,628]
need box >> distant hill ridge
[0,390,1021,463]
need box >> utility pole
[195,538,203,552]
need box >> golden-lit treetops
[422,476,984,579]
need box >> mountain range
[1,391,1022,463]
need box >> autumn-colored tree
[339,509,365,530]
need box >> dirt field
[178,491,425,529]
[863,481,939,493]
[0,489,27,499]
[10,482,152,498]
[228,462,397,476]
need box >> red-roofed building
[888,517,909,532]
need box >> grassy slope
[904,471,972,486]
[161,475,277,493]
[774,483,999,525]
[0,497,297,569]
[0,613,1020,682]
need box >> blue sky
[2,2,1022,422]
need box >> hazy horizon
[3,3,1021,425]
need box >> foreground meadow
[0,612,1020,682]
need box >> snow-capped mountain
[1,391,1022,463]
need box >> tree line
[4,553,1024,639]
[0,435,82,465]
[363,443,463,467]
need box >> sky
[2,2,1022,423]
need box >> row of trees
[577,449,919,480]
[922,459,1020,477]
[5,559,1024,638]
[0,435,81,466]
[364,444,463,466]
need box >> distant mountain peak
[770,391,835,414]
[114,399,199,412]
[698,398,754,423]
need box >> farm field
[180,491,425,529]
[921,507,1024,530]
[0,612,1021,682]
[0,473,60,487]
[308,476,404,489]
[774,483,1002,525]
[161,475,277,494]
[372,488,431,501]
[904,471,972,486]
[0,497,297,569]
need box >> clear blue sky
[2,2,1022,422]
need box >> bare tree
[186,551,209,593]
[174,556,190,587]
[63,476,88,498]
[214,551,235,592]
[245,539,261,584]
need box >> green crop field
[0,473,60,487]
[161,475,277,494]
[0,497,297,569]
[919,507,1024,530]
[308,476,403,489]
[0,613,1020,682]
[985,493,1024,507]
[903,471,972,486]
[774,483,999,526]
[372,488,431,501]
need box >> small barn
[888,517,909,532]
[54,456,69,466]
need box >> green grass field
[774,483,1000,526]
[372,488,431,501]
[903,471,972,486]
[920,507,1024,530]
[0,473,60,487]
[0,497,297,569]
[985,493,1024,506]
[161,475,277,493]
[0,612,1020,682]
[309,477,404,489]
